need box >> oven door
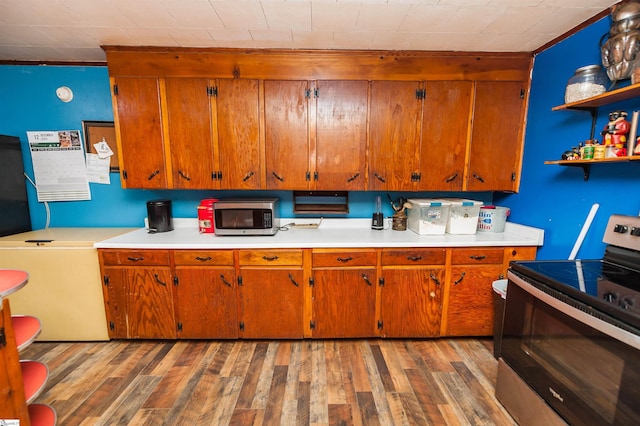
[502,271,640,425]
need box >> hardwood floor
[21,338,516,425]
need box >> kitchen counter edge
[93,219,544,249]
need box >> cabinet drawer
[238,249,302,266]
[173,250,234,266]
[381,248,446,266]
[312,249,377,267]
[451,248,503,265]
[100,249,170,266]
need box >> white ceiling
[0,0,617,62]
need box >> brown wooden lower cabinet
[98,246,537,340]
[238,268,304,339]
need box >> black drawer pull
[178,170,191,181]
[126,256,144,262]
[262,255,279,261]
[406,255,423,262]
[243,171,254,182]
[154,274,167,286]
[337,257,353,263]
[148,170,160,180]
[472,173,485,183]
[272,172,284,182]
[195,256,212,262]
[454,272,466,285]
[469,255,486,260]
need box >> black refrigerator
[0,134,32,236]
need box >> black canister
[147,199,174,233]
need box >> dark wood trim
[102,46,533,81]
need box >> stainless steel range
[497,214,640,426]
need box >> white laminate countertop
[94,218,544,249]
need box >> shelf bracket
[588,107,598,140]
[564,163,591,181]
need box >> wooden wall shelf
[552,83,640,111]
[544,156,640,180]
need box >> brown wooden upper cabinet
[112,77,167,189]
[466,81,526,192]
[113,77,261,189]
[265,80,368,190]
[369,81,423,191]
[106,47,531,192]
[211,79,262,189]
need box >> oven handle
[507,270,640,351]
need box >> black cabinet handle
[406,255,423,262]
[347,173,360,183]
[148,170,160,180]
[337,257,353,263]
[472,173,485,183]
[219,274,232,287]
[362,273,372,286]
[178,170,191,181]
[445,173,458,183]
[154,274,167,286]
[454,272,466,285]
[374,173,386,183]
[272,172,284,182]
[262,255,279,261]
[288,274,299,287]
[126,256,144,262]
[243,171,254,182]
[195,256,212,262]
[430,273,441,286]
[469,255,486,260]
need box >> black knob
[631,227,640,237]
[603,292,618,303]
[620,297,635,310]
[614,224,628,234]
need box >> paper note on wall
[27,130,91,201]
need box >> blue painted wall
[497,16,640,260]
[2,16,638,261]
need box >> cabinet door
[369,80,422,190]
[238,268,304,338]
[112,77,166,189]
[214,79,262,189]
[264,80,310,189]
[315,80,368,190]
[165,78,215,189]
[127,267,176,339]
[467,81,526,191]
[312,268,377,338]
[380,268,443,337]
[174,267,238,338]
[445,264,503,336]
[103,266,176,339]
[418,81,472,191]
[102,267,129,339]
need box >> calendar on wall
[26,130,91,202]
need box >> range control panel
[603,214,640,251]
